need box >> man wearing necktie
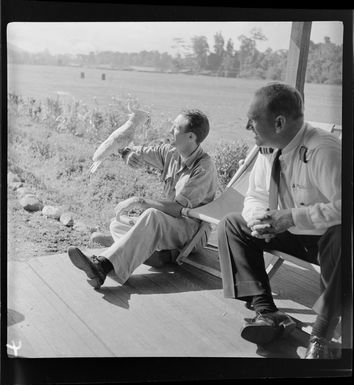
[217,83,341,359]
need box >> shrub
[8,92,250,229]
[211,140,249,193]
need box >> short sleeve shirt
[130,144,217,208]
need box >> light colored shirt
[130,144,217,208]
[242,122,341,235]
[103,144,217,282]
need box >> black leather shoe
[68,246,106,289]
[305,335,331,359]
[241,311,296,345]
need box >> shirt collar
[281,122,307,155]
[181,145,204,169]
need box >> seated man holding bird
[68,109,217,289]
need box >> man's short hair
[181,109,210,144]
[255,82,304,121]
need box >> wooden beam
[285,22,312,100]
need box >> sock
[312,315,340,341]
[252,293,278,314]
[96,256,114,275]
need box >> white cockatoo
[89,104,150,173]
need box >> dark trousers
[217,213,341,321]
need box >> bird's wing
[111,119,134,139]
[92,135,119,163]
[90,114,143,175]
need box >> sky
[7,21,343,56]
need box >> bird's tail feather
[90,161,101,173]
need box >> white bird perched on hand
[89,104,150,173]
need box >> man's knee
[325,225,341,241]
[140,207,164,222]
[218,212,245,239]
[109,218,120,234]
[319,225,341,248]
[138,208,168,231]
[318,225,341,264]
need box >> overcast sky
[7,21,343,56]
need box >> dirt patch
[7,187,90,263]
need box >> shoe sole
[241,319,296,345]
[241,324,281,345]
[67,247,103,289]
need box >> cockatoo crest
[89,103,150,173]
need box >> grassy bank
[7,93,248,232]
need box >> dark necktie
[269,149,282,210]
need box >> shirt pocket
[292,183,314,206]
[175,174,190,196]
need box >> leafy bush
[8,92,249,229]
[211,140,249,192]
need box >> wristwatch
[181,208,190,217]
[121,147,131,160]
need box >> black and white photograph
[2,3,353,383]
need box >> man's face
[246,96,276,147]
[169,114,192,152]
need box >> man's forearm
[141,198,184,218]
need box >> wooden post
[285,22,312,100]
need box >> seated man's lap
[111,208,200,267]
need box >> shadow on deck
[7,246,341,359]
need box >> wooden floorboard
[7,248,333,359]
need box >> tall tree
[211,31,225,74]
[191,35,209,71]
[250,27,267,43]
[214,32,225,56]
[238,35,256,75]
[171,37,191,57]
[221,38,236,77]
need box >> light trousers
[100,208,201,284]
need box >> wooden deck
[7,247,341,359]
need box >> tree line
[8,29,342,84]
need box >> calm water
[7,63,342,146]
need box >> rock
[16,187,33,199]
[19,194,44,212]
[60,212,74,227]
[90,232,114,247]
[42,205,62,220]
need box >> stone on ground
[19,194,44,212]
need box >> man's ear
[188,132,197,143]
[274,115,286,133]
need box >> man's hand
[247,209,294,243]
[114,197,146,220]
[126,151,145,169]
